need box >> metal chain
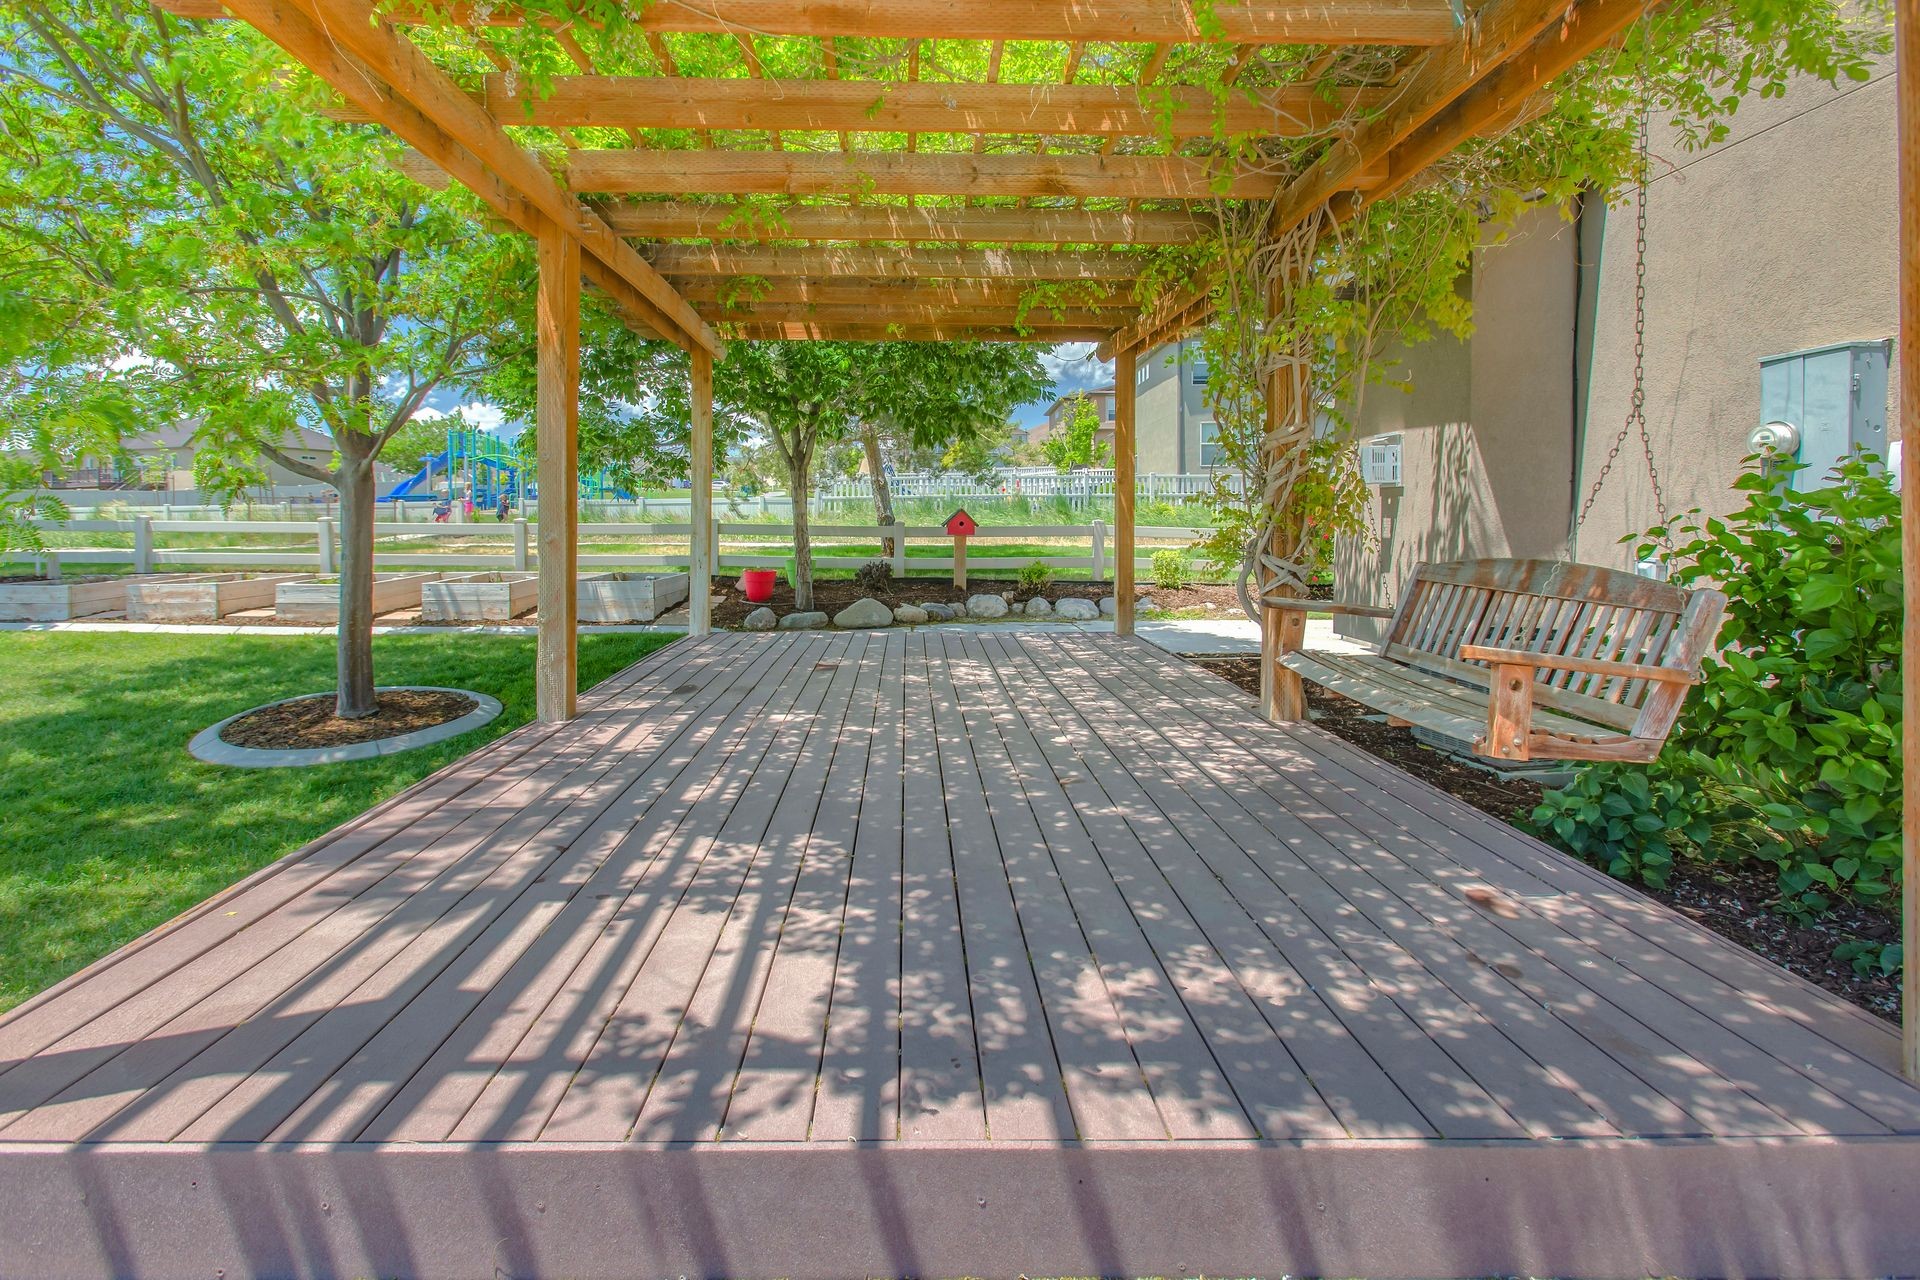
[1574,74,1676,548]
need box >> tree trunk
[787,445,815,612]
[859,421,896,557]
[334,455,378,718]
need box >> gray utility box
[1759,340,1890,491]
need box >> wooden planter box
[577,572,691,623]
[0,575,130,622]
[421,572,539,622]
[275,572,443,624]
[126,573,308,623]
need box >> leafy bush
[1529,453,1902,927]
[1016,559,1054,596]
[853,558,893,596]
[1151,548,1190,591]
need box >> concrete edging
[187,686,503,769]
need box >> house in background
[1032,385,1117,451]
[46,421,397,493]
[1325,38,1899,641]
[1132,340,1223,472]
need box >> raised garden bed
[577,571,690,623]
[275,571,442,624]
[421,572,538,622]
[125,572,308,623]
[0,574,135,622]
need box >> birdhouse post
[944,508,978,589]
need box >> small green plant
[1015,559,1054,598]
[1151,548,1190,591]
[1528,452,1902,944]
[853,558,893,596]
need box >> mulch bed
[1188,655,1902,1021]
[220,689,477,750]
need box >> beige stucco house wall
[1573,46,1900,562]
[1333,31,1899,639]
[1333,205,1579,641]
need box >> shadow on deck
[0,631,1914,1278]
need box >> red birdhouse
[943,509,978,538]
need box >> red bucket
[740,568,777,603]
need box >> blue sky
[422,341,1115,437]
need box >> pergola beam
[607,204,1214,244]
[697,301,1122,328]
[721,322,1116,342]
[568,150,1315,200]
[675,278,1132,307]
[456,75,1387,138]
[260,0,719,357]
[158,0,1462,45]
[643,245,1144,279]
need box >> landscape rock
[893,604,929,625]
[1098,596,1117,617]
[1055,597,1100,621]
[834,597,895,628]
[965,594,1009,619]
[922,602,956,621]
[742,606,777,631]
[1022,597,1054,618]
[777,610,829,630]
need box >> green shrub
[1151,548,1190,591]
[1528,452,1902,932]
[1016,559,1054,595]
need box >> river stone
[965,594,1009,619]
[922,602,956,621]
[777,610,829,630]
[893,604,929,625]
[1098,596,1117,617]
[834,597,895,628]
[1022,597,1054,617]
[1055,597,1100,621]
[742,606,777,631]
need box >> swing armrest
[1260,597,1396,619]
[1458,645,1700,684]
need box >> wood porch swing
[1272,106,1727,765]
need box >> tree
[940,418,1018,482]
[0,2,515,716]
[1041,393,1111,472]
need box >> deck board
[3,630,1918,1279]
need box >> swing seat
[1275,558,1726,763]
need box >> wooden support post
[535,221,580,723]
[1260,335,1310,723]
[689,346,714,636]
[953,534,968,589]
[1896,0,1917,1083]
[1114,346,1136,635]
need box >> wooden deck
[1,630,1916,1278]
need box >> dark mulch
[1188,654,1901,1021]
[220,689,477,750]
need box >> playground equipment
[382,425,629,506]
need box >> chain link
[1574,73,1675,548]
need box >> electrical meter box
[1758,340,1890,491]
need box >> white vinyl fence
[23,516,1212,580]
[818,468,1238,508]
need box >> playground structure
[382,425,629,506]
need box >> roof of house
[124,421,339,455]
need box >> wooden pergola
[154,0,1917,1080]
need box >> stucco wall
[1572,49,1900,564]
[1135,365,1184,473]
[1333,205,1578,641]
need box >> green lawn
[0,629,677,1012]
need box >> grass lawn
[0,629,677,1013]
